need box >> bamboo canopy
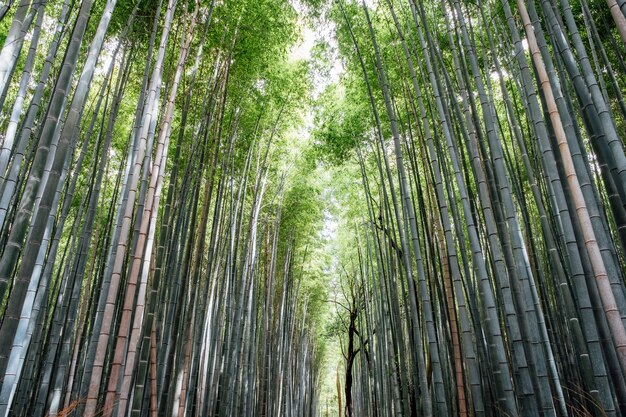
[0,0,625,415]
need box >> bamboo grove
[1,0,626,415]
[0,0,327,415]
[314,0,626,416]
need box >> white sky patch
[321,206,339,241]
[340,0,377,6]
[95,38,117,76]
[491,67,510,81]
[290,25,316,62]
[289,0,343,95]
[254,78,267,94]
[289,26,344,96]
[327,56,344,93]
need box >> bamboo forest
[2,0,626,415]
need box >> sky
[286,3,347,410]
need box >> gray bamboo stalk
[362,3,449,415]
[0,0,102,384]
[0,5,43,179]
[0,0,71,231]
[82,0,179,414]
[518,0,626,378]
[106,4,200,415]
[339,2,433,414]
[0,0,33,103]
